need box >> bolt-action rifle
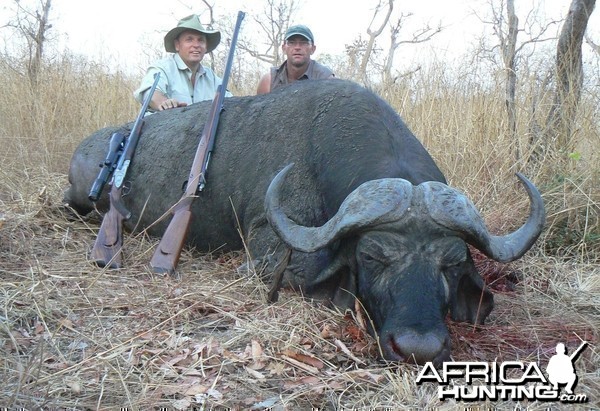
[150,11,245,274]
[89,72,161,268]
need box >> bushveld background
[0,0,598,409]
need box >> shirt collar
[280,59,314,80]
[174,53,206,77]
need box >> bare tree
[359,0,394,86]
[200,1,219,72]
[2,0,53,86]
[482,0,562,162]
[344,37,369,80]
[200,0,215,26]
[542,0,596,157]
[354,0,441,87]
[382,13,441,86]
[237,0,298,67]
[175,0,215,24]
[499,0,519,159]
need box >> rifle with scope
[89,72,160,268]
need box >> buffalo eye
[356,233,395,271]
[361,252,375,262]
[358,251,389,268]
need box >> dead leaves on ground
[110,312,383,409]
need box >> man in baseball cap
[134,14,231,112]
[257,24,335,94]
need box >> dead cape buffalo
[64,79,545,364]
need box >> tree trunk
[382,23,400,86]
[28,0,52,88]
[359,0,394,87]
[542,0,596,157]
[503,0,519,160]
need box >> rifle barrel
[198,11,245,191]
[113,72,161,189]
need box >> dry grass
[0,55,138,175]
[0,53,598,409]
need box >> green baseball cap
[284,25,314,43]
[164,14,221,53]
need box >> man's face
[174,30,207,68]
[282,35,316,68]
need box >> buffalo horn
[422,173,545,262]
[264,164,414,253]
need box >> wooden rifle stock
[90,72,160,267]
[90,188,125,268]
[150,11,245,274]
[147,198,194,272]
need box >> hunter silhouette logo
[546,341,587,395]
[415,340,589,403]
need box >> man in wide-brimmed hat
[134,14,231,112]
[256,24,334,94]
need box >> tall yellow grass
[0,54,138,174]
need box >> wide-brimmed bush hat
[164,14,221,53]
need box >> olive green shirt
[270,59,334,91]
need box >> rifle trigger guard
[122,181,132,196]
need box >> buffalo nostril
[388,331,448,365]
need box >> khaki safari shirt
[270,59,334,91]
[134,54,231,107]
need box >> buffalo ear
[304,244,358,310]
[448,256,494,325]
